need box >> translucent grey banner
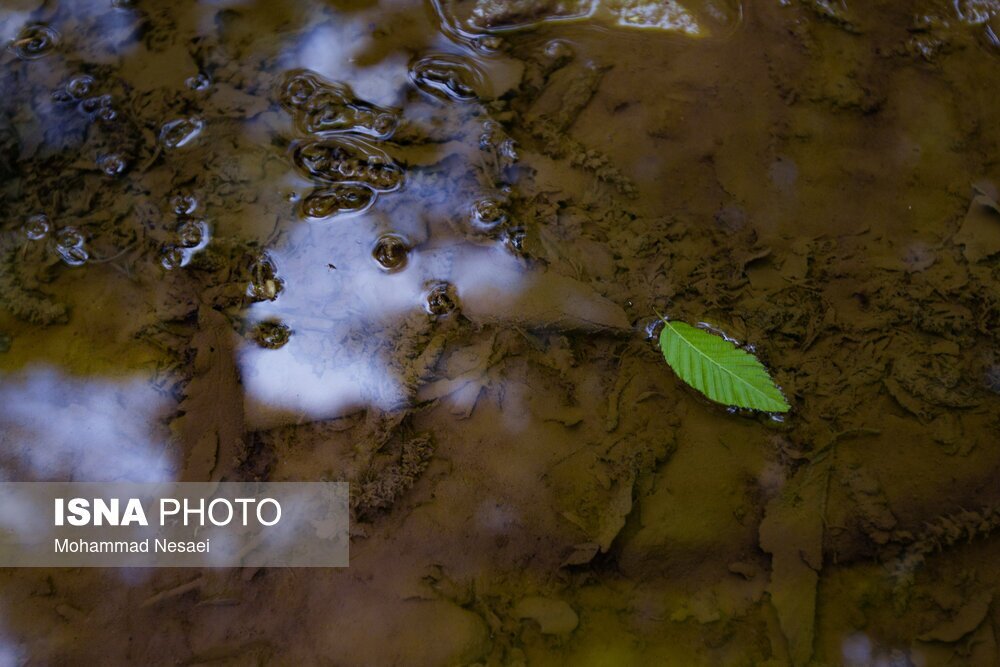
[0,482,349,567]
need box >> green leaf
[658,320,790,413]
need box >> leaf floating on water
[658,320,790,413]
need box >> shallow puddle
[2,0,1000,664]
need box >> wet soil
[2,0,1000,665]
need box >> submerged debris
[892,505,1000,591]
[354,434,435,520]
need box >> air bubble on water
[160,245,185,270]
[9,24,58,60]
[159,117,204,149]
[24,214,51,240]
[503,226,526,254]
[66,75,95,99]
[186,73,211,91]
[56,227,84,249]
[424,281,459,316]
[280,71,319,109]
[170,193,198,216]
[176,219,208,249]
[251,321,292,350]
[471,197,507,229]
[371,234,410,272]
[246,254,284,302]
[55,227,88,267]
[300,185,376,219]
[97,153,127,176]
[371,113,397,137]
[408,54,487,102]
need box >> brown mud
[1,0,1000,665]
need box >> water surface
[2,0,1000,664]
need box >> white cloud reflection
[0,366,175,482]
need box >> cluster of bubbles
[159,117,204,150]
[23,214,90,267]
[301,185,375,219]
[279,69,399,139]
[274,59,509,317]
[458,191,521,253]
[478,120,518,170]
[442,0,740,37]
[278,69,406,222]
[8,23,58,60]
[54,227,89,267]
[400,51,519,315]
[474,119,524,253]
[408,54,486,102]
[292,138,403,219]
[52,74,119,123]
[160,193,210,270]
[294,138,404,191]
[52,74,131,175]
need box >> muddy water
[2,0,1000,664]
